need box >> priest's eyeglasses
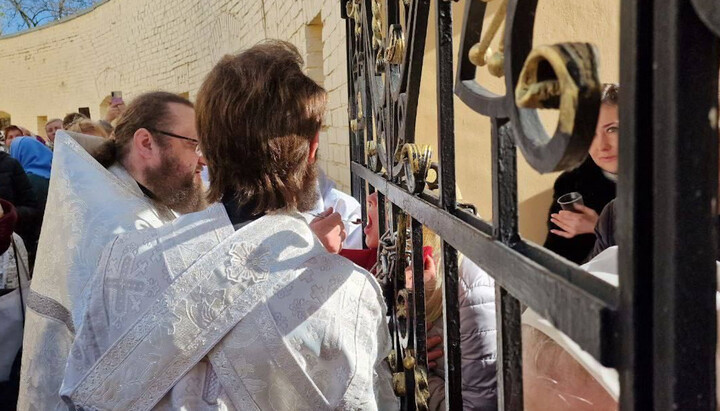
[146,127,202,156]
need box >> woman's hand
[550,205,599,239]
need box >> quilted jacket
[427,257,498,410]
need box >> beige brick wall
[0,0,621,243]
[0,0,352,192]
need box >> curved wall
[0,0,351,189]
[0,0,621,243]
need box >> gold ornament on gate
[385,24,406,65]
[468,0,507,78]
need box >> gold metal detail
[414,365,431,410]
[371,0,383,51]
[350,119,359,132]
[385,24,406,65]
[515,42,601,135]
[387,350,398,372]
[468,0,507,78]
[400,143,433,194]
[392,372,406,396]
[366,140,382,172]
[403,354,416,370]
[376,48,386,73]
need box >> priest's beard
[144,154,207,214]
[296,162,320,212]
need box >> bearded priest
[18,92,208,410]
[60,41,398,410]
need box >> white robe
[17,131,175,410]
[309,169,363,250]
[60,204,399,410]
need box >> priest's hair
[197,40,327,215]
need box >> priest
[60,40,398,410]
[18,92,207,410]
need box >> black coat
[543,157,616,264]
[0,151,39,254]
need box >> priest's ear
[132,128,159,160]
[308,131,320,164]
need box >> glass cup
[557,192,584,212]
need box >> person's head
[197,40,326,214]
[66,119,108,139]
[45,119,63,143]
[94,91,206,214]
[3,125,25,147]
[589,83,619,174]
[62,112,87,129]
[9,137,52,179]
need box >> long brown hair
[196,40,327,214]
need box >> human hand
[405,250,437,289]
[427,334,443,369]
[550,205,599,239]
[104,101,127,123]
[309,207,346,254]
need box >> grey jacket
[428,257,498,410]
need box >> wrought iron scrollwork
[456,0,602,174]
[510,42,601,172]
[691,0,720,38]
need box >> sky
[0,2,100,36]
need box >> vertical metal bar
[616,0,655,409]
[434,1,461,409]
[491,118,522,410]
[652,1,718,409]
[411,217,428,369]
[346,16,366,218]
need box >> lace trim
[26,289,75,334]
[70,213,324,410]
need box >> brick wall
[0,0,352,191]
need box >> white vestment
[309,169,363,250]
[18,131,175,410]
[60,205,399,410]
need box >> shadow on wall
[519,188,554,245]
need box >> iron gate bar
[346,16,367,227]
[352,162,619,365]
[433,1,462,409]
[651,1,718,409]
[396,0,430,147]
[491,117,523,410]
[616,0,654,408]
[409,217,428,408]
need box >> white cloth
[522,245,720,401]
[61,205,398,410]
[17,131,175,410]
[310,169,363,250]
[0,235,29,382]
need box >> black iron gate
[342,0,720,409]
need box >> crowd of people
[0,37,643,410]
